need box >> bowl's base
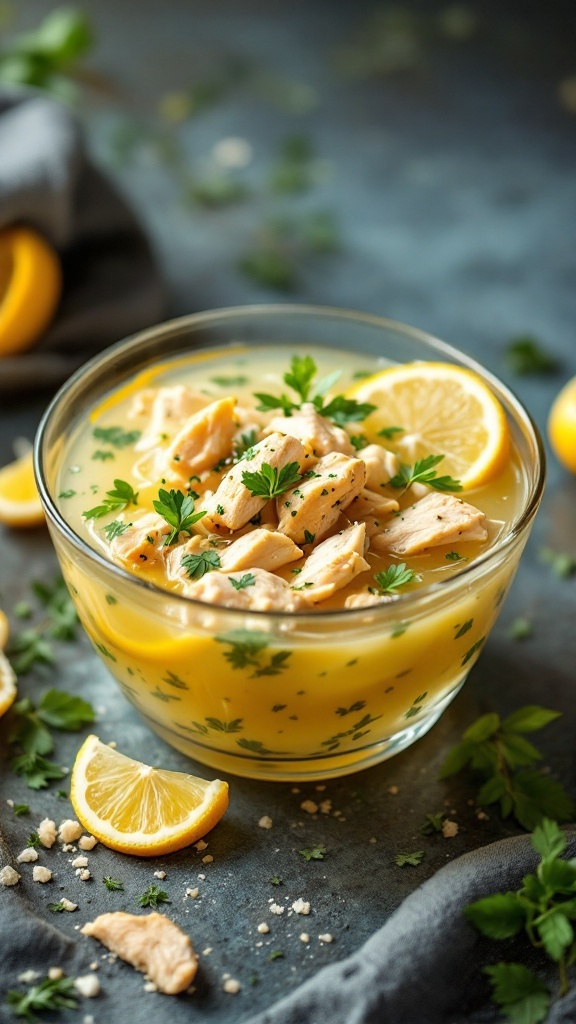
[146,688,459,781]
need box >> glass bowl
[35,305,545,781]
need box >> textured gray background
[1,1,576,1021]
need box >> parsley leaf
[152,488,206,545]
[229,573,256,591]
[7,631,55,675]
[138,884,170,908]
[395,850,425,867]
[270,875,282,885]
[83,479,139,520]
[283,355,317,402]
[299,846,327,861]
[7,974,77,1021]
[31,576,79,641]
[316,394,376,426]
[373,563,419,594]
[505,336,559,376]
[181,549,221,579]
[241,461,301,499]
[92,425,141,448]
[34,689,95,731]
[253,391,298,415]
[103,519,131,542]
[378,426,404,440]
[8,690,94,788]
[439,706,572,830]
[103,876,124,891]
[483,963,550,1024]
[389,454,462,492]
[419,812,445,835]
[13,804,30,816]
[233,429,259,461]
[12,753,66,790]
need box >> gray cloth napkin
[0,88,165,395]
[1,825,574,1024]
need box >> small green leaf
[502,706,562,735]
[299,846,327,861]
[419,812,445,835]
[483,962,550,1024]
[477,774,507,806]
[505,336,559,376]
[463,712,501,744]
[395,850,424,867]
[530,818,567,860]
[229,573,256,591]
[508,617,533,641]
[500,734,542,769]
[464,893,526,939]
[181,549,221,580]
[536,911,573,961]
[138,885,170,908]
[438,740,476,778]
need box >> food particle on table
[0,865,21,886]
[32,865,52,882]
[73,973,101,998]
[37,817,57,848]
[291,898,311,915]
[16,847,38,863]
[222,977,241,994]
[81,911,198,995]
[258,815,273,829]
[58,818,83,843]
[78,834,98,850]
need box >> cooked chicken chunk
[201,432,312,534]
[265,403,355,457]
[371,492,488,556]
[109,513,171,568]
[277,452,365,545]
[291,523,370,604]
[358,444,399,490]
[131,386,208,450]
[164,397,237,482]
[345,488,401,538]
[81,912,197,995]
[344,591,390,609]
[219,529,302,573]
[164,534,213,582]
[183,566,303,611]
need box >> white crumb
[37,818,57,848]
[17,848,39,863]
[291,898,310,915]
[258,815,273,829]
[32,866,52,883]
[74,974,101,998]
[58,820,83,844]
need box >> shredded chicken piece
[182,566,303,611]
[164,397,237,482]
[201,432,312,534]
[291,523,370,604]
[277,452,365,544]
[265,403,355,457]
[371,491,488,556]
[218,529,302,572]
[81,912,198,995]
[131,386,208,450]
[109,513,171,568]
[358,444,399,490]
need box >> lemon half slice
[0,649,17,720]
[348,361,509,488]
[0,226,62,357]
[71,735,229,856]
[0,450,44,528]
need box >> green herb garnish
[440,706,573,830]
[13,804,30,816]
[92,450,114,461]
[395,850,425,867]
[538,547,576,579]
[138,885,171,908]
[7,974,77,1021]
[47,901,67,913]
[102,519,131,542]
[419,812,445,835]
[83,479,139,520]
[445,551,465,562]
[389,454,462,492]
[270,876,282,886]
[505,336,559,375]
[103,876,124,891]
[27,832,41,848]
[299,846,327,861]
[229,573,256,591]
[268,950,285,961]
[152,488,206,545]
[241,461,301,499]
[509,617,533,640]
[92,426,141,448]
[181,549,221,580]
[9,690,94,789]
[378,426,405,440]
[373,563,418,594]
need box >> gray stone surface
[1,1,576,1021]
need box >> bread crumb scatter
[202,854,213,864]
[299,933,310,943]
[388,785,399,795]
[442,819,459,838]
[58,820,83,844]
[300,800,318,814]
[257,922,270,934]
[61,843,75,853]
[194,840,208,852]
[319,800,332,814]
[108,741,117,748]
[71,855,88,868]
[258,815,273,829]
[202,947,213,955]
[6,799,14,807]
[291,898,310,916]
[74,974,101,998]
[89,962,99,971]
[197,873,206,880]
[77,869,91,881]
[78,835,98,851]
[318,933,333,943]
[83,1015,95,1024]
[223,978,241,994]
[32,865,52,883]
[17,848,39,863]
[186,887,199,899]
[144,981,158,992]
[476,810,489,821]
[153,870,166,880]
[37,818,57,848]
[332,810,342,818]
[48,967,64,980]
[270,903,285,915]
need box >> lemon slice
[0,649,17,719]
[348,362,509,488]
[0,450,45,528]
[0,610,8,650]
[0,226,62,357]
[548,376,576,473]
[71,735,229,856]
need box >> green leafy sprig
[505,336,559,376]
[83,479,139,521]
[299,846,327,861]
[152,488,206,545]
[7,974,77,1021]
[253,355,376,425]
[395,851,424,867]
[440,706,574,830]
[372,563,419,595]
[241,461,301,499]
[138,885,171,909]
[181,549,221,580]
[8,690,94,789]
[465,819,576,1021]
[0,8,93,100]
[389,454,462,493]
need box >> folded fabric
[1,823,574,1024]
[0,87,165,396]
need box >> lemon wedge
[347,361,509,488]
[0,649,17,720]
[0,610,8,650]
[71,735,229,857]
[548,376,576,474]
[0,226,62,357]
[0,450,45,528]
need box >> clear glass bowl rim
[34,302,546,622]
